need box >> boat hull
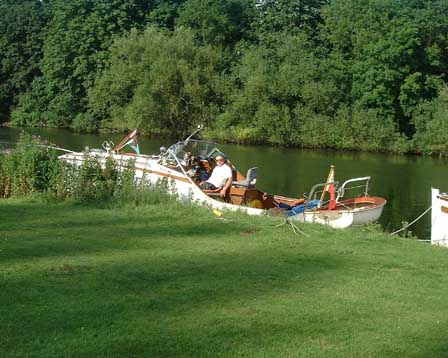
[58,151,265,216]
[59,151,385,228]
[291,197,386,229]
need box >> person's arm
[220,177,232,198]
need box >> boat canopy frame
[304,176,371,210]
[163,139,227,163]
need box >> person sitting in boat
[200,155,233,198]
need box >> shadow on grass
[2,244,346,356]
[0,200,352,356]
[3,201,448,357]
[4,243,448,358]
[0,200,263,263]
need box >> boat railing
[102,140,114,154]
[304,181,339,210]
[336,176,371,202]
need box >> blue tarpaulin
[279,199,320,216]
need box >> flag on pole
[319,165,336,210]
[125,135,140,155]
[112,129,140,154]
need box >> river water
[2,126,447,239]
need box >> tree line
[1,0,448,155]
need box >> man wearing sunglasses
[200,155,233,198]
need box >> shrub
[0,133,60,197]
[294,106,409,153]
[71,112,98,133]
[67,155,123,204]
[0,133,184,206]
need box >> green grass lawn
[1,198,448,357]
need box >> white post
[431,188,448,247]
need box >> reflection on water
[2,126,447,239]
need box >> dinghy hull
[292,197,386,229]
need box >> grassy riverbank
[2,197,448,357]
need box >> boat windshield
[165,139,226,162]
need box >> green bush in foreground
[0,133,60,197]
[0,133,170,205]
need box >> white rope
[274,218,309,236]
[215,217,233,222]
[390,206,432,235]
[0,142,76,154]
[34,144,76,153]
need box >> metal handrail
[336,176,370,201]
[304,181,339,210]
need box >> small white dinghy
[288,175,386,228]
[58,128,386,228]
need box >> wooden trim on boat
[338,196,385,205]
[273,195,305,205]
[438,195,448,202]
[318,196,386,212]
[139,168,191,183]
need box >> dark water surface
[2,126,446,239]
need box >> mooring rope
[213,209,309,236]
[390,206,432,235]
[0,141,76,154]
[274,218,310,236]
[34,144,76,153]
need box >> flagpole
[112,129,138,153]
[319,165,334,208]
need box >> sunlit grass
[1,198,448,357]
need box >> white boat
[58,128,386,228]
[431,188,448,246]
[295,178,386,228]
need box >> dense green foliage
[11,0,154,128]
[2,0,448,154]
[0,0,49,114]
[3,197,448,356]
[412,86,448,156]
[0,133,60,197]
[87,27,224,135]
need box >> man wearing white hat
[200,155,233,198]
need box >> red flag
[328,182,336,210]
[320,166,337,210]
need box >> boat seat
[233,167,258,188]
